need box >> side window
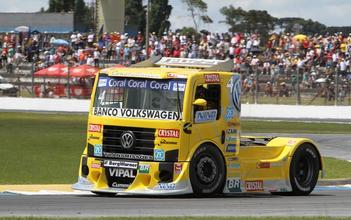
[194,84,221,122]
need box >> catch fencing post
[296,68,301,105]
[31,61,34,97]
[334,66,338,106]
[254,67,258,104]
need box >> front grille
[102,125,156,159]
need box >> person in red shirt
[136,31,144,46]
[172,45,180,57]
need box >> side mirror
[193,98,207,107]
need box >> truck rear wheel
[189,144,225,196]
[272,144,320,196]
[290,144,320,195]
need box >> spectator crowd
[1,29,350,100]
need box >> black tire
[273,144,320,196]
[189,144,226,196]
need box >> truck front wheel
[189,144,226,196]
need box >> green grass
[0,112,87,184]
[0,112,350,184]
[324,157,351,179]
[0,217,350,220]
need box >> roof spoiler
[131,56,233,72]
[130,55,162,67]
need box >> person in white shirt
[70,33,77,48]
[87,33,94,46]
[93,49,100,67]
[86,55,94,66]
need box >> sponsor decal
[158,57,221,67]
[103,152,153,161]
[204,73,220,83]
[156,183,176,190]
[78,177,93,186]
[271,162,283,167]
[109,168,136,178]
[226,178,242,192]
[171,82,186,92]
[167,73,177,78]
[154,149,165,161]
[228,163,240,169]
[167,73,187,79]
[224,106,235,121]
[279,188,289,192]
[287,139,297,146]
[91,163,101,169]
[245,180,264,192]
[110,72,163,79]
[101,78,186,91]
[138,164,150,174]
[225,136,236,142]
[89,124,102,132]
[226,144,236,153]
[158,129,180,138]
[94,144,103,157]
[257,162,271,169]
[111,182,130,189]
[93,107,180,120]
[226,128,237,134]
[88,134,100,140]
[103,160,138,169]
[174,163,182,174]
[228,157,238,161]
[268,187,278,192]
[231,75,241,113]
[195,109,217,123]
[98,78,107,87]
[160,139,178,145]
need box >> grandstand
[0,12,73,33]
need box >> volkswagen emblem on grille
[120,131,135,149]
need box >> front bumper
[72,157,193,195]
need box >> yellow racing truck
[73,57,323,196]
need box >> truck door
[188,80,225,154]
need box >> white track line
[3,190,93,195]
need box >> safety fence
[1,62,351,106]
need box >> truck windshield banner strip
[93,107,181,120]
[98,77,186,92]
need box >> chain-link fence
[240,65,351,106]
[1,60,351,106]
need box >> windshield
[93,76,186,120]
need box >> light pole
[145,0,150,59]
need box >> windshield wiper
[176,81,182,120]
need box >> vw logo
[120,131,135,149]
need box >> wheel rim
[196,156,217,184]
[295,154,314,187]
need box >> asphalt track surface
[0,133,350,217]
[0,189,351,217]
[247,133,351,161]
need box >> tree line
[42,0,351,39]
